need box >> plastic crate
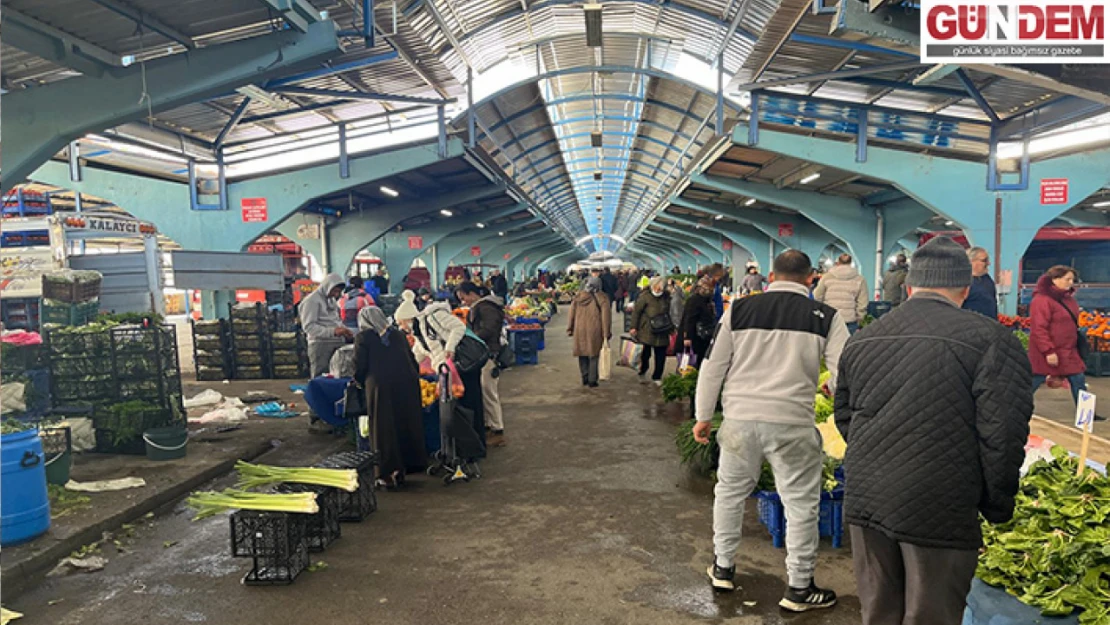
[42,300,100,326]
[93,404,183,454]
[315,452,379,522]
[42,276,102,304]
[867,301,893,319]
[0,343,43,380]
[276,483,341,552]
[230,510,309,558]
[509,329,542,352]
[44,329,113,357]
[755,488,844,549]
[515,350,539,366]
[230,511,310,586]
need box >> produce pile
[0,419,31,434]
[977,447,1110,625]
[1014,330,1031,351]
[42,269,102,285]
[187,462,362,519]
[999,312,1107,351]
[557,280,581,293]
[998,314,1031,330]
[661,367,698,402]
[420,379,437,408]
[505,296,551,321]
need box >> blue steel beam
[954,70,1000,124]
[214,98,252,150]
[257,0,323,32]
[730,61,922,92]
[4,9,121,76]
[637,235,702,270]
[651,222,730,263]
[995,97,1110,140]
[269,85,454,106]
[30,137,468,254]
[731,124,1110,312]
[266,51,400,88]
[663,213,772,263]
[5,21,342,193]
[669,195,833,264]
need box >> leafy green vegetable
[674,414,722,473]
[1,419,32,435]
[1014,330,1030,351]
[661,367,699,402]
[102,400,160,446]
[48,484,91,519]
[814,393,833,424]
[977,447,1110,624]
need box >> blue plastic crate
[755,488,844,548]
[509,329,542,352]
[515,350,538,366]
[538,329,546,351]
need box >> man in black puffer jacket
[834,237,1032,625]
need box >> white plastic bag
[0,382,26,415]
[184,389,224,409]
[598,340,612,381]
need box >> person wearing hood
[678,265,725,368]
[630,276,673,385]
[395,290,487,458]
[567,276,612,387]
[456,281,508,446]
[814,254,869,333]
[1028,266,1096,409]
[353,306,427,489]
[299,273,354,377]
[882,254,909,306]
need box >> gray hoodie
[299,273,346,343]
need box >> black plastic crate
[51,376,116,406]
[315,452,379,522]
[1,343,44,380]
[196,366,228,382]
[44,329,113,357]
[93,404,182,454]
[242,542,310,586]
[230,510,308,558]
[110,325,177,357]
[276,484,341,552]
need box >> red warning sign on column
[503,253,511,260]
[470,246,481,257]
[1040,179,1069,205]
[241,198,268,223]
[408,236,423,250]
[722,240,733,251]
[778,223,794,237]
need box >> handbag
[1055,300,1090,361]
[424,312,489,373]
[599,340,612,381]
[620,337,643,368]
[649,312,675,335]
[677,348,698,371]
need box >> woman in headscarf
[566,276,612,387]
[353,306,427,488]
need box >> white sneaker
[638,373,648,384]
[653,380,662,387]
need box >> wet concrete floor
[11,314,862,624]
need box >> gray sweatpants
[713,419,822,588]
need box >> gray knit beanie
[907,237,972,289]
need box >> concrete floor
[11,314,862,625]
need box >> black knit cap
[907,236,972,289]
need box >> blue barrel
[1,429,51,546]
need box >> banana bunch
[420,379,438,407]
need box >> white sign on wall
[0,247,56,298]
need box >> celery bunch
[235,461,359,492]
[187,489,319,520]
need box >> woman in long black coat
[354,306,427,488]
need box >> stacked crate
[45,324,185,454]
[191,319,230,381]
[270,328,308,379]
[228,303,272,379]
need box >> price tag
[1075,390,1096,433]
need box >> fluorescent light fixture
[476,222,486,228]
[236,84,297,111]
[714,214,724,220]
[799,173,821,184]
[584,4,603,48]
[577,235,594,246]
[823,258,834,267]
[609,234,626,244]
[440,209,453,217]
[379,185,399,197]
[945,220,955,226]
[744,198,756,206]
[499,231,505,236]
[1093,201,1110,208]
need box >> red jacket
[1028,275,1085,376]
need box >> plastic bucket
[143,427,188,461]
[44,450,73,486]
[1,429,51,545]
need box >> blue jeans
[1032,373,1086,406]
[846,322,860,335]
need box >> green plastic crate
[42,300,99,326]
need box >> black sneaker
[706,562,736,592]
[779,581,837,612]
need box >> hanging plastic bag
[599,340,612,381]
[442,357,466,399]
[677,348,698,372]
[620,338,643,369]
[666,332,677,357]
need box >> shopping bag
[619,338,643,369]
[677,348,698,371]
[666,332,677,357]
[599,340,612,381]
